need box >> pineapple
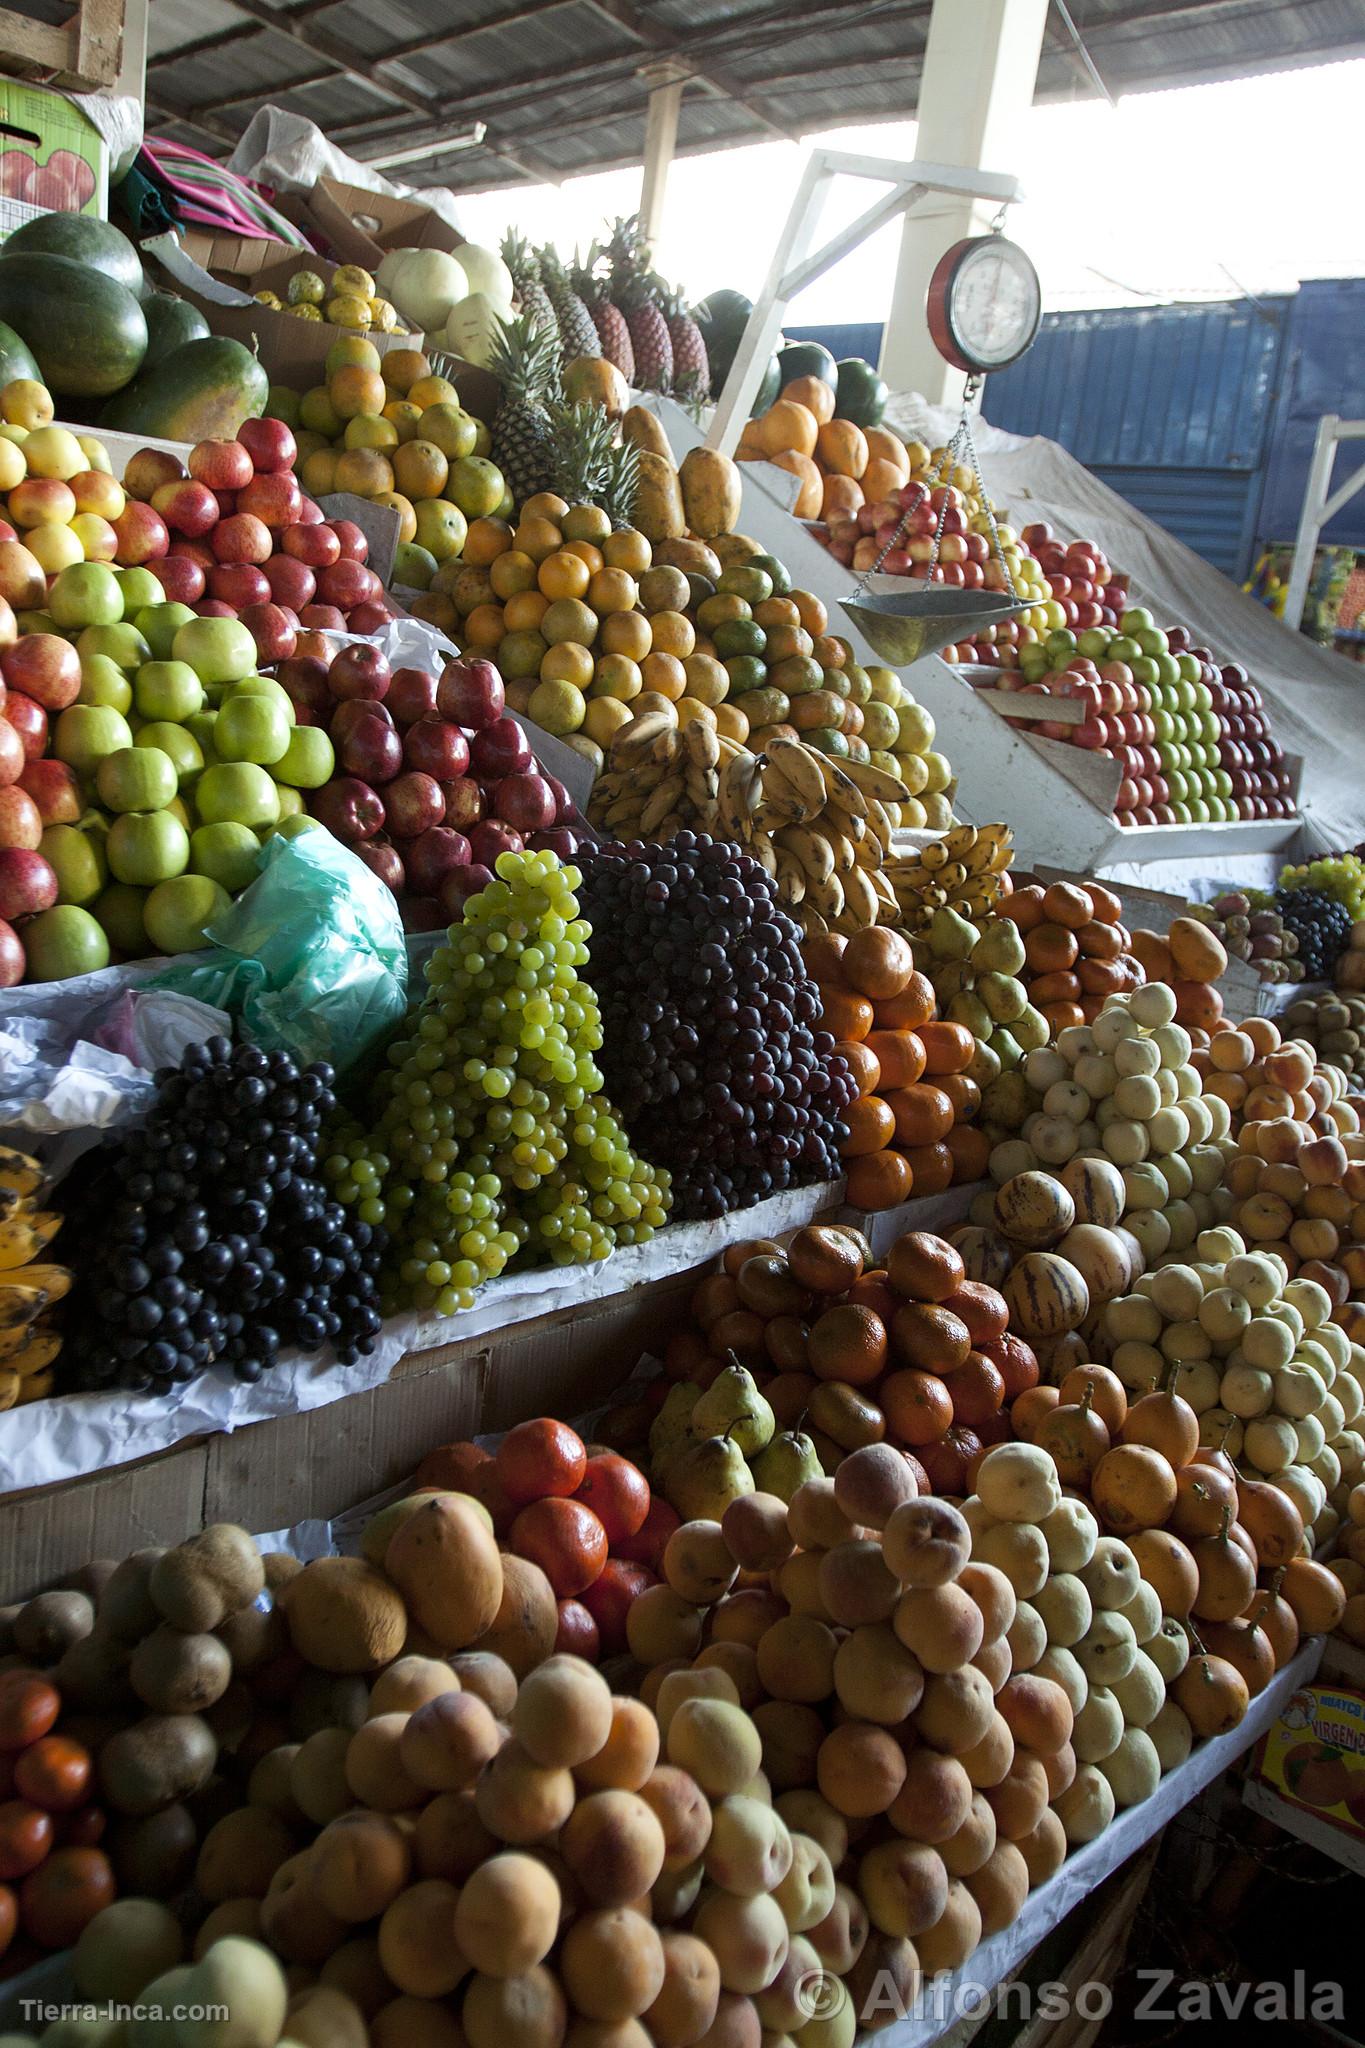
[573,245,635,384]
[488,314,560,509]
[538,245,601,363]
[605,215,673,394]
[663,286,710,401]
[599,435,641,531]
[548,399,616,507]
[501,232,559,349]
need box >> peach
[639,1764,714,1870]
[260,1852,348,1966]
[515,1655,615,1768]
[372,1997,467,2047]
[883,1498,971,1588]
[703,1794,794,1896]
[693,1641,763,1710]
[914,1880,982,1974]
[312,1812,412,1922]
[959,1712,1015,1790]
[967,1841,1029,1935]
[627,1584,705,1664]
[320,1936,393,2018]
[972,1636,1012,1693]
[958,1561,1017,1644]
[756,1615,838,1702]
[414,1787,498,1882]
[721,1494,794,1574]
[846,1932,920,2034]
[560,1789,668,1906]
[915,1666,996,1756]
[646,1931,722,2048]
[286,1985,370,2048]
[774,1792,848,1870]
[247,1746,304,1825]
[400,1688,502,1792]
[833,1443,920,1529]
[805,1879,868,1974]
[290,1727,353,1826]
[694,1992,760,2048]
[787,1477,859,1551]
[346,1712,426,1811]
[1016,1807,1067,1887]
[473,1554,559,1678]
[195,1808,293,1902]
[561,1908,666,2020]
[984,1754,1047,1840]
[667,1699,763,1797]
[193,1900,262,1955]
[1039,1740,1077,1799]
[892,1584,984,1673]
[692,1889,790,1995]
[751,1933,822,2033]
[996,1675,1073,1755]
[886,1749,973,1845]
[577,1696,662,1791]
[369,1654,460,1717]
[751,1699,825,1789]
[475,1740,576,1844]
[456,1852,562,1975]
[463,1966,567,2048]
[565,2021,651,2048]
[655,1667,741,1736]
[832,1621,925,1725]
[665,1521,739,1606]
[858,1839,950,1938]
[816,1722,908,1818]
[710,1588,787,1646]
[940,1791,997,1877]
[450,1651,519,1717]
[377,1878,468,1997]
[818,1540,900,1628]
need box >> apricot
[886,1749,972,1845]
[957,1561,1016,1645]
[655,1667,740,1736]
[774,1834,837,1935]
[704,1794,794,1896]
[805,1879,869,1978]
[627,1584,705,1664]
[312,1812,412,1922]
[456,1852,561,1976]
[475,1739,577,1844]
[647,1930,722,2047]
[560,1788,667,1906]
[195,1808,294,1902]
[721,1494,794,1574]
[516,1654,615,1768]
[972,1636,1012,1693]
[967,1841,1029,1936]
[882,1498,971,1589]
[637,1765,713,1874]
[450,1651,519,1717]
[832,1622,924,1725]
[752,1933,822,2033]
[775,1792,848,1870]
[577,1696,661,1792]
[985,1755,1048,1841]
[463,1965,567,2048]
[369,1654,459,1717]
[692,1889,790,1995]
[1016,1806,1067,1887]
[819,1540,900,1627]
[401,1688,503,1792]
[816,1721,908,1818]
[320,1935,392,2018]
[372,1996,467,2047]
[377,1878,468,1997]
[892,1584,984,1672]
[693,1641,763,1710]
[666,1522,740,1606]
[997,1674,1074,1756]
[756,1615,839,1703]
[777,1548,835,1621]
[695,1991,761,2048]
[787,1478,859,1552]
[290,1727,353,1826]
[959,1711,1015,1790]
[858,1839,949,1938]
[347,1711,426,1811]
[414,1787,498,1882]
[916,1879,983,1974]
[833,1443,920,1530]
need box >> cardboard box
[145,230,500,419]
[0,79,108,237]
[299,176,465,271]
[1249,1680,1365,1870]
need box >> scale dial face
[926,235,1042,375]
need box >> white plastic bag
[227,106,464,235]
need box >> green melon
[142,292,210,368]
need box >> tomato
[0,1883,14,1959]
[56,1806,106,1848]
[510,1496,608,1597]
[0,1800,53,1880]
[579,1558,654,1656]
[553,1599,601,1660]
[496,1418,587,1508]
[20,1846,115,1949]
[0,1673,60,1753]
[573,1453,650,1544]
[14,1737,92,1815]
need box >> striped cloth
[142,137,316,249]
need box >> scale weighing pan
[840,587,1026,667]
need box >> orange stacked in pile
[1002,880,1145,1034]
[805,927,990,1210]
[735,376,914,524]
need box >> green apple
[78,623,150,672]
[272,724,334,789]
[54,703,133,775]
[184,710,221,767]
[77,654,132,715]
[231,677,294,723]
[41,822,108,907]
[21,904,110,981]
[116,567,163,614]
[144,873,231,955]
[106,810,190,886]
[49,562,124,630]
[274,784,305,820]
[138,722,204,785]
[271,813,320,841]
[195,762,281,832]
[95,746,178,815]
[135,660,204,723]
[135,601,197,660]
[190,820,260,894]
[172,616,257,687]
[16,610,55,636]
[1120,607,1154,634]
[214,692,291,767]
[94,881,148,955]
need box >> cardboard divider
[297,175,465,271]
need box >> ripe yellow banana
[0,1281,52,1333]
[0,1213,61,1272]
[18,1368,54,1405]
[641,775,686,836]
[773,847,806,908]
[824,830,856,876]
[0,1149,43,1198]
[763,739,828,819]
[750,835,778,878]
[822,800,867,847]
[803,869,845,920]
[840,866,880,929]
[684,720,721,772]
[718,752,763,839]
[773,825,833,886]
[0,1368,17,1413]
[809,751,868,819]
[802,907,829,938]
[10,1263,70,1303]
[614,710,679,767]
[7,1324,60,1377]
[839,757,911,806]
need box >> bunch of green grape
[325,850,671,1315]
[1279,854,1365,921]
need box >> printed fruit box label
[1253,1682,1365,1839]
[0,82,107,236]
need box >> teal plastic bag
[153,829,408,1076]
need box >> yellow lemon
[332,263,376,301]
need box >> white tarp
[887,395,1365,855]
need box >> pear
[752,1428,823,1503]
[692,1362,775,1457]
[667,1431,756,1521]
[971,920,1027,975]
[978,971,1028,1023]
[947,989,992,1040]
[650,1381,701,1458]
[929,905,977,960]
[967,1039,1001,1087]
[989,1026,1024,1070]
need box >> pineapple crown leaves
[487,310,563,406]
[546,398,618,505]
[500,229,540,281]
[600,433,641,530]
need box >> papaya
[632,449,686,542]
[562,354,629,418]
[621,405,674,460]
[142,292,211,368]
[2,213,144,298]
[0,317,38,387]
[0,253,146,397]
[652,536,723,582]
[99,336,268,439]
[679,446,742,539]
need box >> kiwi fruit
[289,1670,370,1740]
[14,1587,94,1662]
[106,1802,199,1897]
[263,1551,305,1592]
[98,1549,168,1644]
[216,1593,286,1672]
[56,1631,136,1713]
[99,1712,218,1816]
[149,1525,264,1633]
[130,1626,232,1715]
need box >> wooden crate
[0,0,122,90]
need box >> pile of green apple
[0,560,333,982]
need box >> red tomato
[0,1674,60,1753]
[496,1418,587,1508]
[0,1801,53,1881]
[56,1806,106,1848]
[14,1738,92,1815]
[574,1453,651,1544]
[579,1558,654,1656]
[0,1882,14,1959]
[20,1846,115,1949]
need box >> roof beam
[580,0,803,144]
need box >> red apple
[440,863,493,917]
[151,478,218,537]
[194,600,238,619]
[407,826,471,896]
[384,771,446,839]
[293,631,334,666]
[437,658,505,730]
[0,846,56,919]
[543,775,576,823]
[331,519,368,563]
[0,912,21,985]
[212,513,273,566]
[208,563,271,609]
[387,668,438,725]
[318,559,379,610]
[441,776,486,831]
[296,497,325,524]
[189,439,254,491]
[277,656,333,724]
[3,692,45,761]
[405,717,470,781]
[339,710,403,786]
[168,537,217,572]
[0,718,22,787]
[283,522,341,568]
[0,543,43,614]
[124,449,186,502]
[239,472,303,531]
[402,897,447,933]
[527,828,581,858]
[2,636,80,712]
[240,602,298,664]
[347,600,391,635]
[299,604,346,631]
[331,698,395,743]
[238,417,297,475]
[149,556,206,604]
[494,771,556,834]
[19,758,80,825]
[468,819,523,867]
[470,718,532,781]
[311,776,385,844]
[354,839,405,895]
[111,502,170,567]
[328,643,391,702]
[0,784,41,849]
[263,555,316,610]
[210,490,237,519]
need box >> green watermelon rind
[98,336,268,440]
[2,214,144,299]
[0,253,147,397]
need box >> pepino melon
[1005,1252,1091,1339]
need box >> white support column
[881,0,1048,404]
[640,69,683,249]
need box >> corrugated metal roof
[138,0,1365,193]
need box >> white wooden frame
[1284,412,1365,631]
[704,148,1021,454]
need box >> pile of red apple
[820,479,1009,593]
[280,642,586,930]
[118,418,394,658]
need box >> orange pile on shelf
[735,376,916,523]
[1130,915,1231,1033]
[1002,879,1145,1033]
[806,927,990,1210]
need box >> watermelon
[694,288,754,395]
[836,357,887,429]
[0,317,38,387]
[0,254,146,397]
[777,339,837,390]
[2,214,144,299]
[142,292,210,367]
[98,336,268,439]
[751,355,781,416]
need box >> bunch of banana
[0,1145,67,1410]
[884,821,1014,934]
[588,714,733,841]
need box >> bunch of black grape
[576,836,858,1219]
[60,1037,385,1395]
[1277,887,1354,981]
